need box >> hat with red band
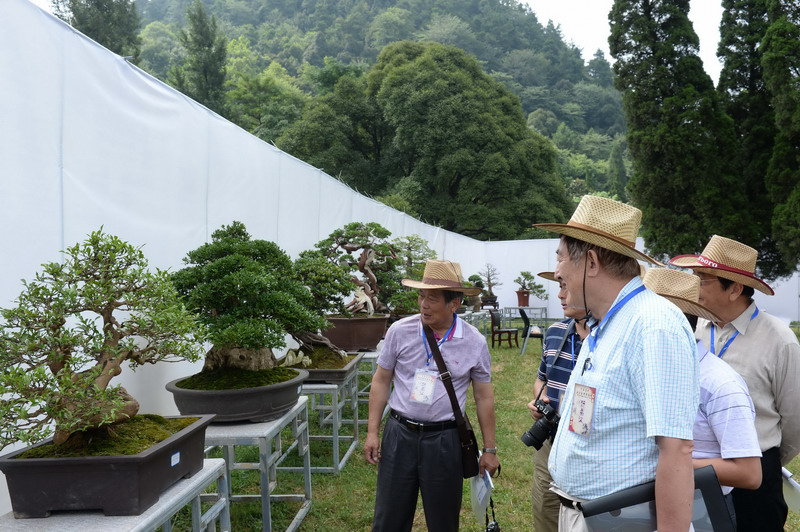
[669,235,773,295]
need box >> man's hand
[364,433,381,464]
[480,451,500,477]
[527,395,550,420]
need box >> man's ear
[585,249,600,277]
[727,281,745,302]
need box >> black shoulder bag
[423,324,480,478]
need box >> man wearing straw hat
[670,235,800,531]
[527,271,590,532]
[643,267,762,527]
[535,195,698,532]
[364,259,500,532]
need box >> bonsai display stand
[204,397,312,532]
[0,458,231,531]
[356,350,390,425]
[288,370,359,474]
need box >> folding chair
[519,308,544,355]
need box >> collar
[696,338,710,363]
[728,301,759,334]
[417,315,465,339]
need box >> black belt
[557,494,582,511]
[390,410,457,432]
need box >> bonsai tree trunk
[203,346,279,371]
[295,331,345,354]
[53,387,140,445]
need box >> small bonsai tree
[171,221,330,374]
[315,222,399,314]
[0,229,205,447]
[515,271,548,301]
[386,234,436,316]
[468,274,484,290]
[479,263,502,297]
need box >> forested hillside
[125,0,627,239]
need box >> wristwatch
[482,447,497,454]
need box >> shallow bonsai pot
[166,368,308,423]
[304,352,365,385]
[0,414,214,518]
[320,315,388,351]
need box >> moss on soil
[305,345,357,369]
[18,415,198,458]
[176,366,300,390]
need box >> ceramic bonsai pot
[516,290,531,306]
[304,352,365,385]
[320,315,388,351]
[0,414,214,518]
[166,368,309,423]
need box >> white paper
[470,467,494,523]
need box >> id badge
[410,368,439,405]
[568,384,596,436]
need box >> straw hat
[669,235,773,295]
[402,260,482,296]
[537,271,556,283]
[534,195,660,265]
[642,268,721,322]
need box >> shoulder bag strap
[423,324,471,438]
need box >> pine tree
[609,0,753,260]
[172,0,227,115]
[52,0,141,62]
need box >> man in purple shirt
[364,260,500,532]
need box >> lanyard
[583,285,645,374]
[421,314,457,366]
[711,306,759,359]
[569,335,577,368]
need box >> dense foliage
[53,0,142,61]
[0,230,204,446]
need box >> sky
[26,0,724,83]
[524,0,724,83]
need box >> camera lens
[520,400,560,449]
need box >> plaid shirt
[549,277,699,500]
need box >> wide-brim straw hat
[642,268,721,322]
[402,260,482,296]
[537,271,556,283]
[669,235,773,295]
[534,195,661,265]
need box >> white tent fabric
[1,0,798,514]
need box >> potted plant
[513,271,549,306]
[467,274,484,311]
[315,222,399,351]
[166,221,328,422]
[0,229,212,518]
[479,263,502,309]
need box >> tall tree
[609,0,753,260]
[171,0,227,115]
[762,0,800,269]
[52,0,141,61]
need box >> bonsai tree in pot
[0,229,211,517]
[479,263,501,308]
[514,271,548,306]
[386,234,436,320]
[467,274,484,311]
[168,221,331,421]
[314,222,400,350]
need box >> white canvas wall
[1,0,798,516]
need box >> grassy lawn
[170,336,800,531]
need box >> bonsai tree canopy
[0,229,205,447]
[172,221,330,371]
[315,222,399,314]
[479,263,502,296]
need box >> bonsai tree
[479,263,502,297]
[0,229,205,447]
[386,234,436,316]
[171,221,331,374]
[515,271,548,301]
[468,274,484,291]
[314,222,399,314]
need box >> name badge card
[410,368,439,405]
[568,384,597,436]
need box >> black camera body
[485,520,501,532]
[521,399,560,450]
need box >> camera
[521,399,560,450]
[485,520,501,532]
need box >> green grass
[164,341,800,531]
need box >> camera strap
[422,323,472,443]
[485,496,497,530]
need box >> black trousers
[372,416,463,532]
[731,447,787,531]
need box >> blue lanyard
[421,314,457,366]
[586,285,646,359]
[569,335,577,368]
[711,306,759,358]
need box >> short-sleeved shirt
[549,277,699,500]
[696,301,800,465]
[538,319,583,414]
[693,339,761,494]
[377,314,491,422]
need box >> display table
[291,371,359,474]
[204,396,311,532]
[0,458,231,532]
